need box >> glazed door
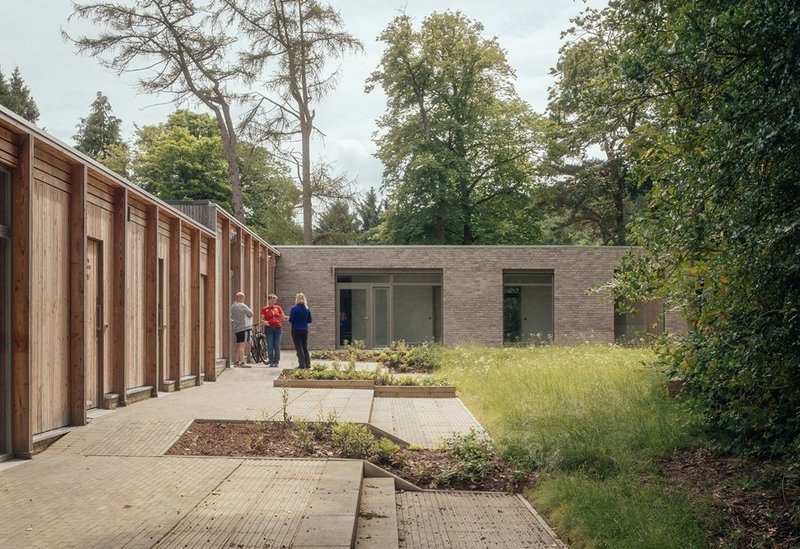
[338,287,368,346]
[337,285,391,348]
[372,286,390,348]
[85,239,104,410]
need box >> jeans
[265,326,282,365]
[291,330,310,368]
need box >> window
[503,270,553,344]
[336,270,442,348]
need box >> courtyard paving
[0,357,565,548]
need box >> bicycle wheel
[256,334,270,364]
[250,332,262,363]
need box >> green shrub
[440,429,497,486]
[376,438,406,468]
[295,421,313,452]
[332,422,377,459]
[407,343,442,371]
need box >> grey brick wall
[274,245,641,349]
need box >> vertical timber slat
[145,205,158,394]
[169,217,181,388]
[113,187,128,404]
[205,234,216,381]
[244,232,251,308]
[69,163,87,425]
[11,134,33,458]
[191,227,201,383]
[221,217,231,365]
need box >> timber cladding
[0,106,218,458]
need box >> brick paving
[0,358,565,548]
[396,491,566,548]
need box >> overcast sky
[2,0,605,194]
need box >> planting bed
[167,420,528,492]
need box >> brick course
[275,246,638,349]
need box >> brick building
[275,245,685,349]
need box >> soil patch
[660,447,799,547]
[167,420,529,492]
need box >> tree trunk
[301,121,313,244]
[607,153,626,246]
[214,106,245,222]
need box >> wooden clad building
[0,106,255,460]
[168,200,280,373]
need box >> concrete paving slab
[355,477,400,548]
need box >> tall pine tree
[0,67,40,123]
[74,91,129,174]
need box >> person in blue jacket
[289,292,312,369]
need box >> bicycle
[250,322,270,365]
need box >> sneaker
[240,363,252,368]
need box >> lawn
[438,345,708,549]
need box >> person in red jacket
[261,294,288,367]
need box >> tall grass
[439,345,708,548]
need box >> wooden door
[85,239,103,409]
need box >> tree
[237,142,303,244]
[314,199,360,245]
[221,0,364,244]
[132,110,233,210]
[0,67,40,123]
[367,12,545,245]
[66,0,249,221]
[356,187,382,243]
[74,91,130,174]
[581,0,800,456]
[545,8,654,246]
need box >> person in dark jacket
[288,292,312,369]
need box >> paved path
[0,358,565,548]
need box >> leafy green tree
[545,7,654,246]
[314,200,360,245]
[237,143,303,244]
[367,12,545,245]
[221,0,364,244]
[132,110,233,210]
[580,0,800,456]
[74,91,130,174]
[0,67,40,123]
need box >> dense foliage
[563,1,800,457]
[133,110,233,209]
[132,109,302,243]
[368,12,547,244]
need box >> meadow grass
[439,345,708,548]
